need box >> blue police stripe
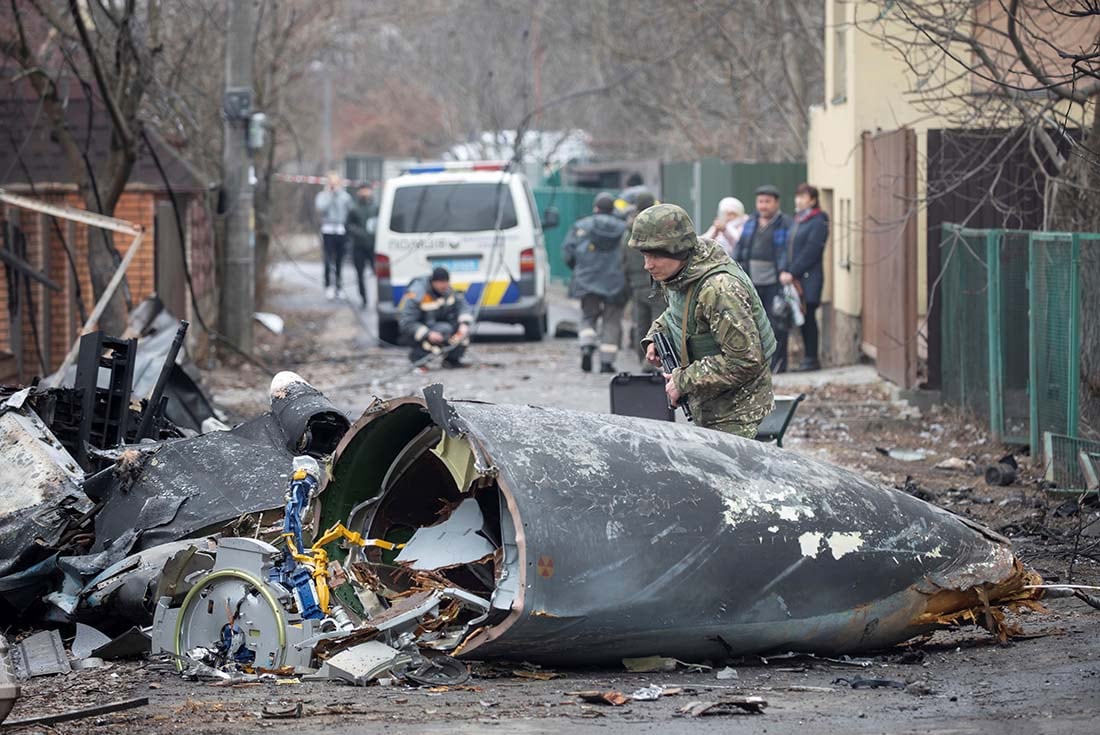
[390,281,517,306]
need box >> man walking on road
[562,192,627,373]
[345,183,379,310]
[632,204,775,438]
[621,192,663,369]
[398,267,473,368]
[734,185,793,373]
[314,171,353,300]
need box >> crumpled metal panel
[91,414,293,555]
[0,409,91,578]
[326,396,1035,665]
[93,373,347,556]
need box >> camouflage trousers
[704,417,760,439]
[685,369,773,439]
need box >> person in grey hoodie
[313,171,354,300]
[562,192,627,373]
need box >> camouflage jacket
[644,238,774,433]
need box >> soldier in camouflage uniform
[629,203,775,437]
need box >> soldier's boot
[580,346,595,373]
[599,362,616,374]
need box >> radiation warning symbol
[537,555,555,578]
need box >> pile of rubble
[0,334,1056,724]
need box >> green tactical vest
[662,263,776,365]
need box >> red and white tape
[274,173,371,186]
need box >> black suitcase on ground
[609,372,675,422]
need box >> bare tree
[2,0,162,335]
[867,0,1100,432]
[146,0,358,306]
[336,0,823,164]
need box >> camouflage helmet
[627,203,697,257]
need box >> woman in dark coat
[780,183,830,371]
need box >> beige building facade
[807,0,968,369]
[808,0,1096,380]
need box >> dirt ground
[5,241,1097,734]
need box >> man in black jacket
[345,184,379,310]
[780,183,830,371]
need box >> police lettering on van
[374,162,555,343]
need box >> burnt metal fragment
[93,372,346,556]
[319,390,1041,665]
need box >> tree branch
[68,0,133,147]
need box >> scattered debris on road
[0,634,19,725]
[677,696,767,716]
[984,454,1019,486]
[0,696,149,728]
[832,675,908,690]
[571,690,630,706]
[0,360,1076,721]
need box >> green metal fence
[939,227,993,424]
[533,186,596,282]
[1043,433,1100,493]
[660,159,806,227]
[939,224,1086,452]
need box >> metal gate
[861,129,918,388]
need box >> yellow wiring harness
[280,522,402,614]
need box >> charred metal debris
[0,366,1058,704]
[144,385,1048,687]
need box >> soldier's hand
[779,271,794,285]
[663,372,683,406]
[645,342,661,367]
[428,331,446,345]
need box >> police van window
[390,183,517,233]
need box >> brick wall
[0,190,158,378]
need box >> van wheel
[378,319,401,346]
[522,315,545,341]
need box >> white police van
[374,161,557,343]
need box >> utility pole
[321,61,333,170]
[221,0,256,353]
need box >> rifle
[652,331,693,421]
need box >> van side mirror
[541,207,560,230]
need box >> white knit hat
[717,197,745,217]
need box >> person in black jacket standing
[780,183,830,372]
[345,183,379,310]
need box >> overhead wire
[140,125,274,375]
